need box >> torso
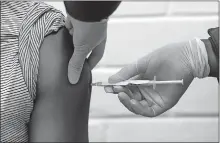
[0,2,65,142]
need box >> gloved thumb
[108,58,146,83]
[68,48,87,84]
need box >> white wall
[45,1,218,142]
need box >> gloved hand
[65,14,107,84]
[104,39,210,117]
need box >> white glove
[65,14,107,84]
[105,39,210,117]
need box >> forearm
[64,1,121,22]
[201,39,219,79]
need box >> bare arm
[29,27,92,142]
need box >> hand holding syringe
[93,39,203,118]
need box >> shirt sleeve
[63,1,121,22]
[208,27,219,81]
[208,27,219,59]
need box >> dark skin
[28,27,92,142]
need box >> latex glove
[104,40,209,117]
[65,14,107,84]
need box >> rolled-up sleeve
[208,27,219,59]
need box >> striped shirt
[1,1,65,142]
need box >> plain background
[45,1,218,142]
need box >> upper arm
[29,27,92,142]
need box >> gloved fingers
[129,99,154,116]
[129,81,177,117]
[130,99,165,117]
[128,85,143,101]
[105,75,142,94]
[136,86,154,107]
[144,104,166,117]
[115,86,136,99]
[108,56,149,84]
[72,18,108,48]
[68,28,74,36]
[104,85,134,99]
[129,74,144,80]
[65,14,73,30]
[118,92,134,113]
[68,47,88,84]
[108,63,140,84]
[140,86,165,108]
[65,15,74,36]
[140,100,150,107]
[87,38,106,70]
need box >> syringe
[91,76,184,89]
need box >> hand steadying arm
[63,1,121,84]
